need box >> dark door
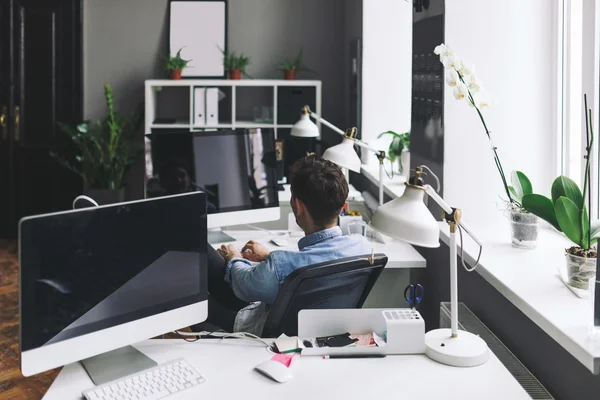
[0,0,83,238]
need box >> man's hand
[217,244,243,263]
[241,240,270,263]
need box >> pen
[322,354,386,359]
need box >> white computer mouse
[254,359,293,383]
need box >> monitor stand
[81,346,157,386]
[207,227,236,244]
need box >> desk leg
[362,269,410,308]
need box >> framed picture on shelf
[169,0,228,78]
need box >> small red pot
[284,70,296,80]
[229,69,242,80]
[171,69,182,80]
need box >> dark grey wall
[83,0,350,198]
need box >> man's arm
[224,258,280,304]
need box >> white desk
[213,230,426,308]
[43,339,531,400]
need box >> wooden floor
[0,241,58,399]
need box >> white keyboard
[82,358,205,400]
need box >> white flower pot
[508,210,538,249]
[565,253,596,290]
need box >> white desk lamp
[370,166,489,367]
[291,106,391,206]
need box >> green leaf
[552,176,583,208]
[555,197,583,246]
[522,194,561,231]
[511,171,533,199]
[581,206,590,249]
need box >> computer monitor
[19,193,208,382]
[145,129,281,234]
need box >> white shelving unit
[144,79,322,138]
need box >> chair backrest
[262,253,388,337]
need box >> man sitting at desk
[206,155,371,332]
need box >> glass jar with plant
[166,48,192,80]
[522,99,599,291]
[505,171,539,249]
[279,49,313,80]
[51,84,143,205]
[221,48,251,80]
[378,131,410,176]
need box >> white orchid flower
[458,60,474,77]
[467,73,481,93]
[453,83,468,101]
[434,43,453,57]
[442,54,461,70]
[446,69,459,87]
[478,96,491,109]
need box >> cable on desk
[174,330,276,353]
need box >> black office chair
[261,253,388,337]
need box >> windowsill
[440,214,600,374]
[371,170,600,374]
[360,162,407,198]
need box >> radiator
[440,302,553,400]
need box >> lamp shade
[370,185,440,248]
[291,114,320,138]
[322,138,361,172]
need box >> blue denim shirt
[224,227,372,304]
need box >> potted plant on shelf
[166,48,192,80]
[279,49,312,80]
[221,48,251,80]
[506,171,539,249]
[378,131,410,177]
[51,84,143,205]
[522,101,599,291]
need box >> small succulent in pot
[165,47,192,80]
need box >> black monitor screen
[19,193,207,351]
[145,129,279,214]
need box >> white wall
[443,0,558,226]
[362,0,413,146]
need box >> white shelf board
[235,121,275,128]
[146,79,322,88]
[192,124,233,129]
[150,123,190,129]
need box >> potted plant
[522,104,599,290]
[166,48,192,80]
[506,171,539,249]
[279,49,313,80]
[378,131,410,176]
[221,48,251,80]
[436,44,523,243]
[51,84,143,205]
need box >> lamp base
[425,328,489,367]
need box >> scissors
[404,284,424,309]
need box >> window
[560,0,600,218]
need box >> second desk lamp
[291,105,390,206]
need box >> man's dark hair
[290,155,348,227]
